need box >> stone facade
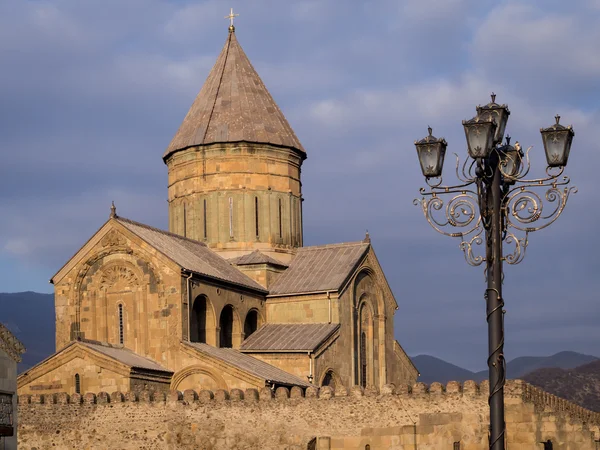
[166,142,305,262]
[17,380,600,449]
[0,323,25,450]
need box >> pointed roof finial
[491,92,496,104]
[110,201,117,219]
[225,7,239,32]
[364,230,371,244]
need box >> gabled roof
[229,250,288,268]
[164,30,305,160]
[0,322,26,363]
[268,242,370,295]
[240,323,339,352]
[184,342,311,387]
[18,339,172,383]
[81,340,172,373]
[116,217,266,293]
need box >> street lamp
[413,94,577,450]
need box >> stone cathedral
[17,24,417,396]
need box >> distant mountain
[413,352,599,384]
[412,355,476,384]
[522,360,600,412]
[0,292,55,372]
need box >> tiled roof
[185,342,311,387]
[117,217,266,292]
[164,30,304,159]
[268,242,370,295]
[82,341,172,373]
[0,322,26,363]
[229,250,288,267]
[240,323,339,352]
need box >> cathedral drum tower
[163,24,306,263]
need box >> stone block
[412,382,428,394]
[259,387,274,401]
[183,389,198,403]
[429,382,444,394]
[446,381,461,394]
[138,390,152,402]
[381,384,395,395]
[110,391,125,403]
[319,386,333,399]
[214,389,230,402]
[275,386,289,400]
[199,390,214,402]
[290,386,304,399]
[350,386,364,398]
[244,388,259,401]
[97,391,110,404]
[463,380,478,395]
[364,385,379,397]
[56,392,70,404]
[230,388,244,401]
[305,386,319,398]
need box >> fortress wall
[17,380,600,450]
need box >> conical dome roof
[164,30,305,160]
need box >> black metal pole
[485,159,506,450]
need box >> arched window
[118,304,124,345]
[360,331,367,388]
[183,203,187,237]
[203,199,208,240]
[255,197,259,239]
[244,310,259,339]
[278,198,283,238]
[219,305,234,348]
[321,370,337,391]
[228,197,234,239]
[190,296,208,343]
[75,373,81,394]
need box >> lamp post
[413,94,577,450]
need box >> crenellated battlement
[17,380,600,426]
[17,380,600,450]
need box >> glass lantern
[463,116,496,160]
[476,93,511,145]
[540,115,575,167]
[414,127,447,178]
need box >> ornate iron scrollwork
[415,148,576,267]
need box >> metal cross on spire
[225,8,239,32]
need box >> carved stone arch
[243,307,263,340]
[353,266,384,316]
[190,294,217,345]
[171,365,228,392]
[318,367,343,391]
[218,304,242,349]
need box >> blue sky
[0,0,599,371]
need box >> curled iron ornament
[415,151,577,267]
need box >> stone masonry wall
[17,380,600,450]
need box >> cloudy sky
[1,0,598,371]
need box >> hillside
[521,360,600,412]
[411,355,476,384]
[0,291,55,372]
[413,352,599,383]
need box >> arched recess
[243,308,262,339]
[353,268,387,388]
[319,368,343,391]
[219,304,242,348]
[170,365,228,392]
[190,295,216,344]
[358,298,375,388]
